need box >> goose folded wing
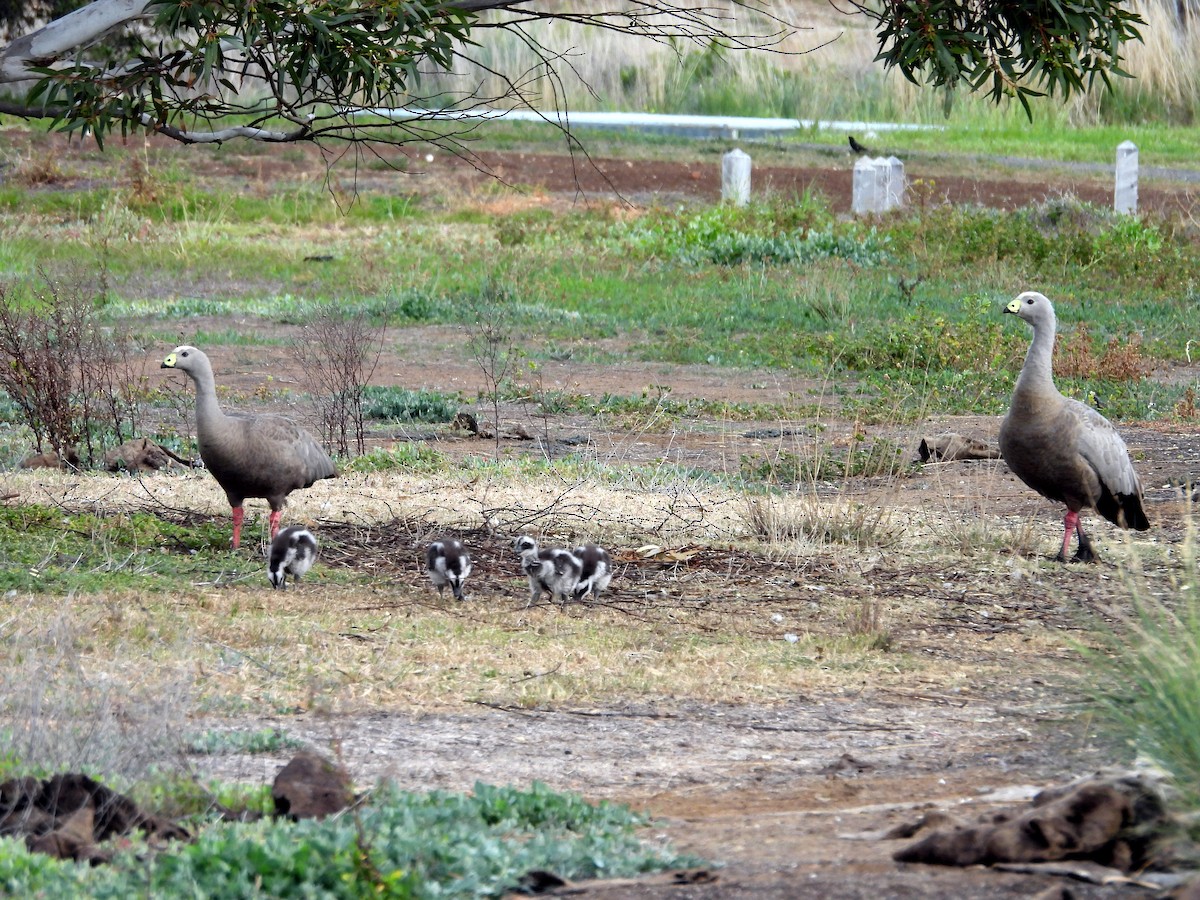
[1066,400,1141,498]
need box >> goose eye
[1025,297,1034,304]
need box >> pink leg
[269,509,282,538]
[231,506,245,549]
[1058,510,1079,562]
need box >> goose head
[1004,291,1055,329]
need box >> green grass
[0,506,245,593]
[3,172,1194,428]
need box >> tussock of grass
[0,598,193,781]
[741,492,899,551]
[1082,525,1200,821]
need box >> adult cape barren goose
[161,346,337,549]
[998,291,1149,562]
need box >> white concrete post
[721,148,751,206]
[1115,141,1138,215]
[852,156,877,215]
[872,158,891,212]
[883,156,906,211]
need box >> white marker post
[852,156,878,214]
[1115,141,1138,215]
[883,156,906,212]
[721,149,752,206]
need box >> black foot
[1054,547,1097,563]
[1074,531,1097,563]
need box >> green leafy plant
[0,782,701,899]
[345,443,449,473]
[186,728,304,756]
[362,386,462,423]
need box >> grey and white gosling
[513,535,581,606]
[572,544,613,602]
[426,538,472,601]
[267,525,318,590]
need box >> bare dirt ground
[15,130,1200,895]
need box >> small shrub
[362,386,461,423]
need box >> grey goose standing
[162,345,337,549]
[998,291,1149,561]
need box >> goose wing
[1066,399,1141,498]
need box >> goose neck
[190,367,224,424]
[1015,317,1056,393]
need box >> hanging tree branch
[0,0,1147,157]
[0,0,794,151]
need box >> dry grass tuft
[741,492,899,551]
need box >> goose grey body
[513,535,582,606]
[161,345,337,548]
[998,291,1149,562]
[426,539,472,600]
[572,544,613,602]
[268,525,318,589]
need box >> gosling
[267,525,318,590]
[572,544,613,603]
[426,538,472,601]
[513,535,581,606]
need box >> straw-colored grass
[425,0,1200,126]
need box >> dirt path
[195,690,1134,897]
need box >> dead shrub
[0,272,145,467]
[291,304,386,457]
[11,151,67,186]
[1056,324,1147,380]
[1175,386,1197,420]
